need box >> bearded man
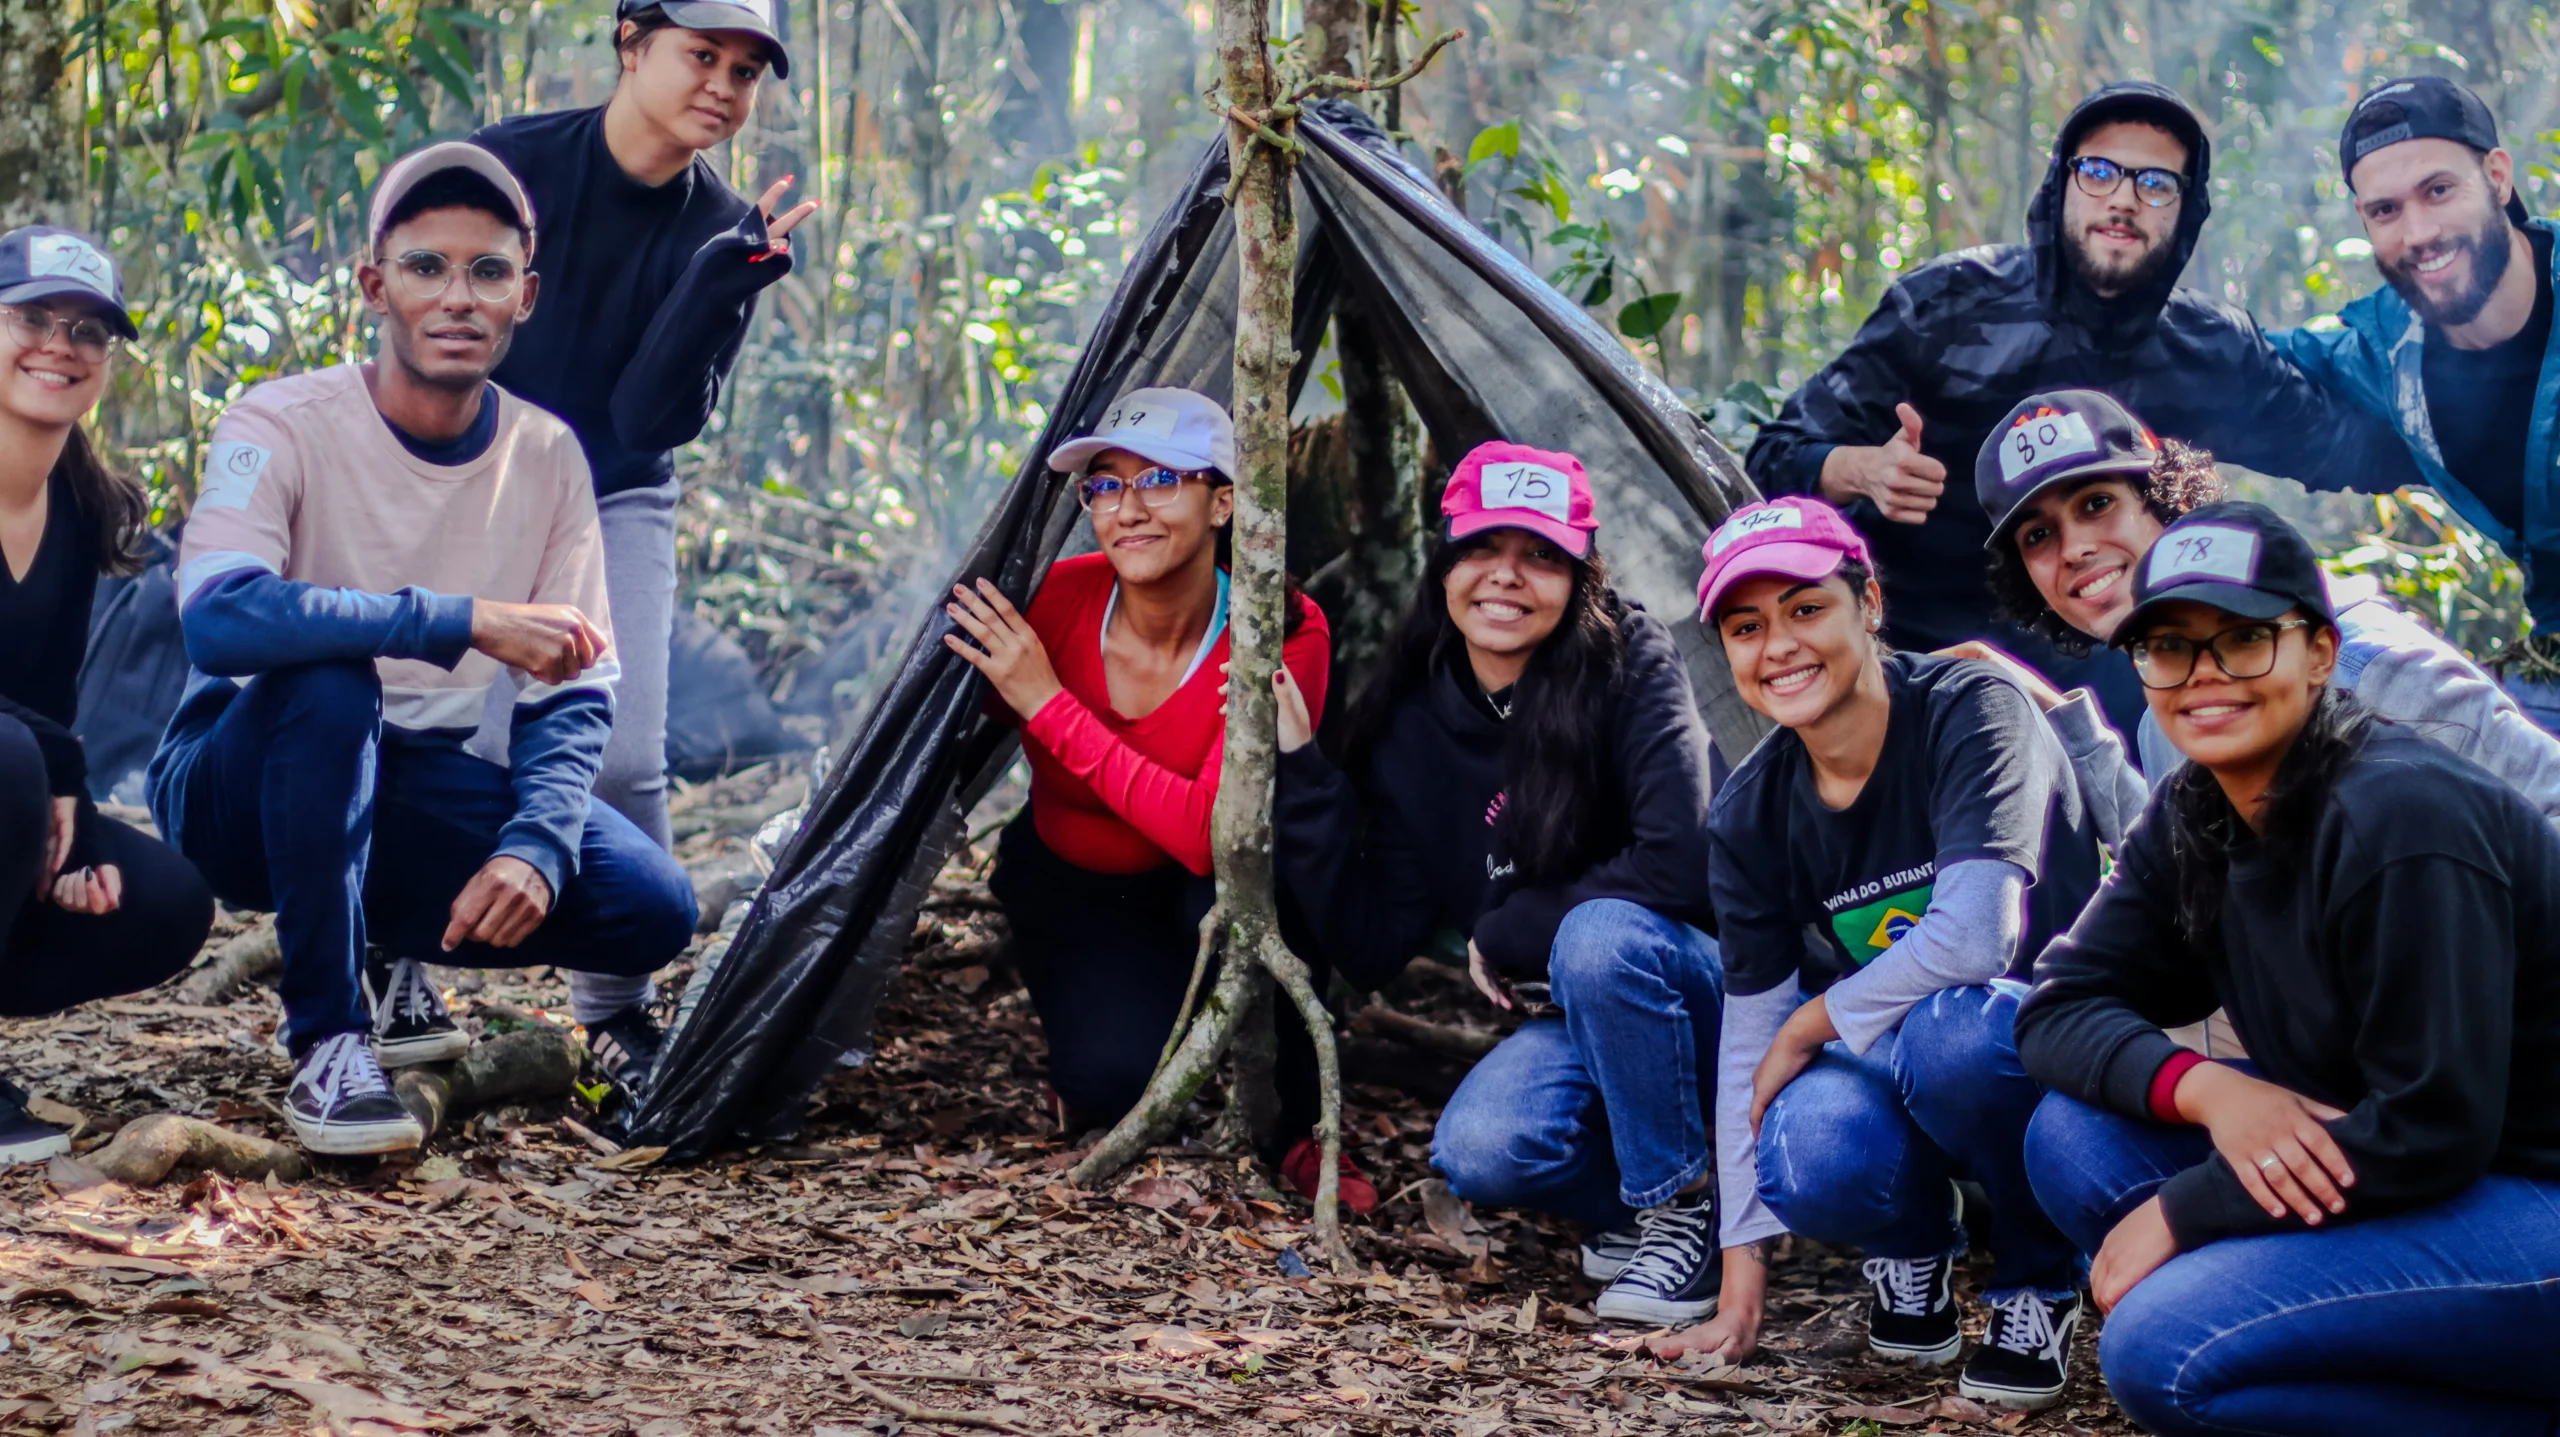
[2272,77,2560,728]
[1749,82,2422,731]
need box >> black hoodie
[1747,83,2424,657]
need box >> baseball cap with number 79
[1440,441,1599,558]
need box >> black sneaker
[1580,1222,1643,1282]
[1592,1189,1718,1325]
[584,1005,666,1102]
[1863,1253,1962,1365]
[286,1031,424,1155]
[0,1076,70,1167]
[1960,1290,2081,1410]
[363,950,469,1067]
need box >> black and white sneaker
[286,1031,424,1155]
[1862,1253,1962,1365]
[1592,1189,1718,1325]
[1960,1290,2080,1410]
[1580,1222,1643,1282]
[584,1005,666,1103]
[0,1076,70,1167]
[363,950,469,1067]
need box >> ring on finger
[2256,1154,2282,1172]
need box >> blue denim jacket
[2270,217,2560,627]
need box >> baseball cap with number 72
[1440,441,1599,558]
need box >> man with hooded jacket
[1748,82,2422,722]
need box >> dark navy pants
[150,661,694,1054]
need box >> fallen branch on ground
[392,1027,583,1138]
[83,1114,308,1185]
[1353,1004,1503,1058]
[175,923,280,1007]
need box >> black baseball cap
[2340,76,2528,226]
[0,226,137,341]
[619,0,791,78]
[1977,389,2164,551]
[2112,501,2336,643]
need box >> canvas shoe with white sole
[1579,1222,1643,1283]
[0,1076,70,1167]
[1862,1252,1963,1366]
[364,950,470,1067]
[1592,1189,1719,1325]
[286,1031,424,1155]
[1959,1289,2081,1410]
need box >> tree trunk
[0,1,79,231]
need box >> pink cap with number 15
[1440,442,1599,558]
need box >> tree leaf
[1617,291,1683,340]
[1466,119,1521,167]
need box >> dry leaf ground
[0,785,2142,1435]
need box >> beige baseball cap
[367,142,538,255]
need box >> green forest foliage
[48,0,2559,703]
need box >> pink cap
[1696,497,1874,620]
[1441,442,1599,558]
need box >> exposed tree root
[174,922,280,1007]
[84,1114,308,1185]
[1353,1004,1504,1058]
[391,1027,583,1138]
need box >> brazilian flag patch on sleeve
[1828,882,1937,965]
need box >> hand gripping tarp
[624,101,1766,1156]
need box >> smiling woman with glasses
[940,386,1357,1207]
[0,225,215,1168]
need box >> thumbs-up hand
[1817,400,1949,524]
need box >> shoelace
[1862,1256,1941,1316]
[1986,1293,2062,1356]
[1613,1201,1713,1290]
[383,961,444,1027]
[302,1032,392,1106]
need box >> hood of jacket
[2028,81,2214,348]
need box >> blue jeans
[2028,1093,2560,1436]
[1431,899,1723,1227]
[152,660,696,1053]
[1757,983,2074,1300]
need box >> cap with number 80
[1975,388,2165,552]
[1440,441,1599,558]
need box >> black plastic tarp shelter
[624,101,1765,1157]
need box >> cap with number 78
[1976,388,2164,552]
[1441,441,1599,558]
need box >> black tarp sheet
[623,102,1765,1156]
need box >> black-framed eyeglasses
[0,305,115,362]
[2071,155,2187,209]
[384,250,526,305]
[1078,465,1203,515]
[2126,619,2311,689]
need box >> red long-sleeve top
[1014,553,1332,877]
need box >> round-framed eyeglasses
[385,250,527,305]
[0,306,116,362]
[2126,618,2311,690]
[1077,465,1206,515]
[2071,155,2187,209]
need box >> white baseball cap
[1046,387,1236,478]
[368,142,538,255]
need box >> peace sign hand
[754,175,821,255]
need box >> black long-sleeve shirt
[472,106,790,497]
[1273,605,1717,988]
[2016,724,2560,1250]
[0,471,95,796]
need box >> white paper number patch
[1479,461,1572,522]
[1100,398,1179,438]
[2147,524,2259,586]
[1712,503,1806,554]
[198,441,272,511]
[26,234,115,299]
[1998,410,2099,483]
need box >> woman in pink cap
[940,387,1359,1208]
[1271,440,1723,1327]
[1672,496,2099,1411]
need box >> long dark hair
[2158,681,2371,941]
[62,425,147,577]
[1986,439,2227,655]
[1345,534,1629,885]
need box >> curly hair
[1985,438,2226,656]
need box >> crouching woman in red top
[943,388,1353,1202]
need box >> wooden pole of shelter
[1068,0,1352,1272]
